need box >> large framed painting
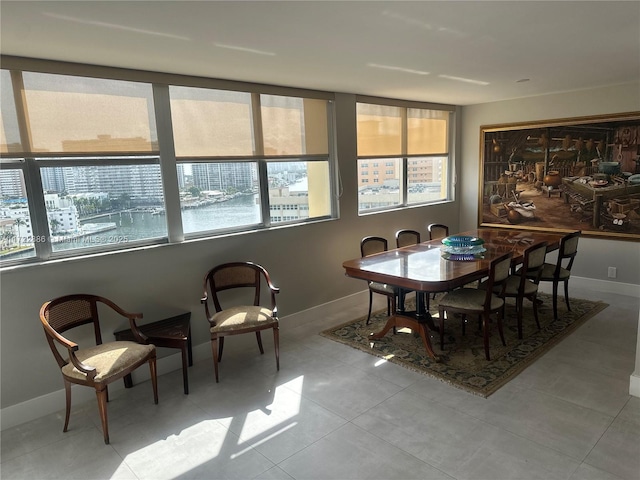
[479,112,640,241]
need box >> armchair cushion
[439,288,504,311]
[210,306,277,333]
[61,341,154,382]
[368,282,397,295]
[536,263,571,281]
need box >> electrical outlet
[608,267,617,279]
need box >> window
[169,87,332,235]
[0,165,36,261]
[1,61,335,266]
[356,101,452,213]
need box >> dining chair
[527,230,581,320]
[438,252,513,360]
[201,261,280,382]
[482,241,548,339]
[395,229,421,248]
[428,223,449,241]
[360,236,398,325]
[39,294,158,444]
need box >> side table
[114,312,192,394]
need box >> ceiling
[1,1,639,106]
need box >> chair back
[482,252,513,309]
[395,229,421,248]
[516,241,548,290]
[360,236,388,257]
[39,294,137,368]
[555,230,581,275]
[428,223,449,240]
[203,262,276,314]
[40,295,105,369]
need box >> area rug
[320,293,608,397]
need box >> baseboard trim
[536,275,640,298]
[0,290,371,431]
[2,284,637,430]
[630,373,640,398]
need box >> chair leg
[564,280,571,312]
[497,311,506,347]
[218,337,225,362]
[482,314,491,361]
[531,294,541,330]
[366,290,374,325]
[95,386,109,444]
[516,296,524,339]
[63,379,71,433]
[439,308,445,350]
[149,357,159,404]
[211,336,220,383]
[552,281,559,320]
[273,325,280,371]
[256,331,265,354]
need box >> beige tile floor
[1,286,639,480]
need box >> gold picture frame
[479,112,640,241]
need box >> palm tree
[13,217,26,247]
[3,231,16,249]
[50,218,62,235]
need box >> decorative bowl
[598,162,621,175]
[441,235,485,247]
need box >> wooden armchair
[39,294,158,444]
[201,262,280,383]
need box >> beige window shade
[407,108,449,155]
[21,72,157,155]
[170,87,254,157]
[261,95,328,156]
[356,104,402,156]
[1,70,23,154]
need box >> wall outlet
[608,267,617,279]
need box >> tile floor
[1,286,639,480]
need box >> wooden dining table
[342,228,568,361]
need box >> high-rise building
[191,163,255,192]
[0,169,26,198]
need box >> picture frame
[479,112,640,241]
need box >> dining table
[342,228,568,361]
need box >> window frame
[0,57,338,267]
[355,96,455,215]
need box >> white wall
[0,93,460,411]
[3,85,639,422]
[460,83,640,398]
[460,83,640,286]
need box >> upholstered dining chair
[395,229,427,309]
[360,236,398,325]
[201,261,280,382]
[483,241,548,339]
[395,229,421,248]
[438,252,513,361]
[428,223,449,241]
[527,230,581,320]
[39,294,158,445]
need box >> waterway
[7,194,260,259]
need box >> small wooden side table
[114,312,192,394]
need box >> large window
[356,101,452,213]
[169,86,332,236]
[1,61,335,265]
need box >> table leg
[181,345,189,395]
[369,313,440,362]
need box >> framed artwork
[479,112,640,241]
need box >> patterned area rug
[320,293,608,397]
